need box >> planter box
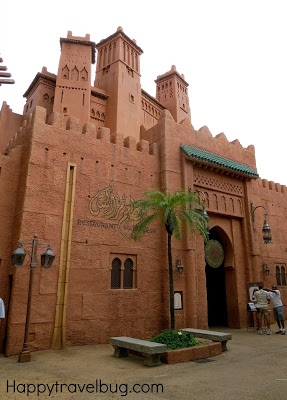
[161,342,222,364]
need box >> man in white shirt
[265,285,285,335]
[253,285,271,335]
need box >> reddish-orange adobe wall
[0,27,286,356]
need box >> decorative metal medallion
[205,240,224,268]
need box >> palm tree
[131,189,209,330]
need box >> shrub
[150,330,201,350]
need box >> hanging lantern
[41,246,56,268]
[11,244,26,267]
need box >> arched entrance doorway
[205,227,231,327]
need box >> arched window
[62,65,69,80]
[113,42,116,61]
[204,192,209,208]
[229,198,234,213]
[213,194,218,210]
[276,266,281,286]
[111,258,121,289]
[71,66,79,81]
[123,258,133,289]
[110,254,136,289]
[80,67,88,82]
[222,196,227,211]
[281,266,286,286]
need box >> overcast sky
[1,0,286,185]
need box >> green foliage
[150,329,201,350]
[131,189,209,242]
[131,189,209,331]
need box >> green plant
[131,189,209,330]
[150,329,201,350]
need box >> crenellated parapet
[16,107,160,163]
[194,127,257,171]
[0,102,24,153]
[257,177,287,194]
[2,111,34,155]
[141,109,258,174]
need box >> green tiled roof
[181,145,259,178]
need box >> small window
[281,266,286,286]
[123,258,133,289]
[111,258,121,289]
[276,266,281,286]
[62,65,70,80]
[110,254,136,289]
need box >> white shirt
[0,298,5,318]
[268,290,283,308]
[254,289,269,309]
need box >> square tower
[155,65,191,123]
[94,27,143,140]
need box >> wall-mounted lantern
[263,264,270,276]
[251,202,272,244]
[176,259,184,275]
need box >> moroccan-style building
[0,27,286,356]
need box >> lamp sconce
[176,259,184,275]
[263,264,270,276]
[250,202,272,244]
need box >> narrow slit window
[111,258,121,289]
[276,266,281,286]
[281,266,286,286]
[123,258,133,289]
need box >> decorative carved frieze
[194,173,243,196]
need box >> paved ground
[0,324,286,400]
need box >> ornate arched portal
[205,226,235,327]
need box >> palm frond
[172,215,182,240]
[131,212,159,241]
[131,188,209,242]
[180,209,209,242]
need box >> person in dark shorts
[264,285,286,335]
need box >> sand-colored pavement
[0,324,286,400]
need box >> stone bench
[110,336,167,367]
[181,328,232,352]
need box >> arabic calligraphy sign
[84,181,155,239]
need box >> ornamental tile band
[181,145,259,178]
